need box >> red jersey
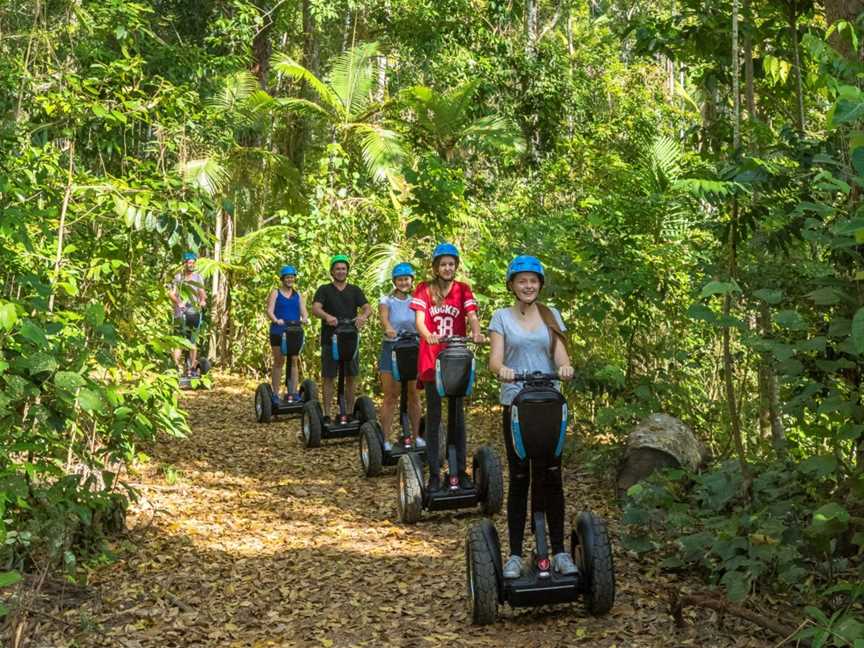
[410,280,478,384]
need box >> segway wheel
[573,511,615,615]
[466,519,500,625]
[397,454,423,524]
[255,384,273,423]
[473,446,504,516]
[300,379,317,402]
[360,422,383,477]
[199,358,211,375]
[354,395,378,424]
[301,400,322,448]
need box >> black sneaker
[459,472,474,490]
[322,415,332,426]
[426,474,441,493]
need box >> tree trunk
[213,210,233,365]
[524,0,541,165]
[788,1,805,132]
[743,0,756,119]
[252,6,274,91]
[824,0,864,60]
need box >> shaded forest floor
[28,375,779,647]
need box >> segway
[178,307,211,389]
[301,318,377,448]
[254,321,316,423]
[396,336,503,523]
[465,372,615,625]
[360,331,427,477]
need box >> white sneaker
[552,552,578,576]
[503,555,523,579]
[414,437,427,448]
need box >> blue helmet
[392,262,415,280]
[183,251,198,261]
[506,255,545,283]
[432,242,460,262]
[280,265,298,277]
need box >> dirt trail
[32,376,774,647]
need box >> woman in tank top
[378,263,423,450]
[266,265,309,403]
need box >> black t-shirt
[312,282,368,344]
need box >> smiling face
[510,272,542,303]
[433,255,457,281]
[281,273,296,289]
[184,258,197,272]
[393,275,414,294]
[331,262,349,282]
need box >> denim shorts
[378,340,395,373]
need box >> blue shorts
[378,340,395,373]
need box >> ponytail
[537,303,568,358]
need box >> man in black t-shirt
[311,254,372,419]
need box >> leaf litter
[28,375,777,647]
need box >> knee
[545,465,563,487]
[509,468,530,492]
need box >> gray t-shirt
[488,306,566,405]
[172,272,204,317]
[379,293,416,338]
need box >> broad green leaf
[77,388,106,413]
[809,502,850,538]
[852,307,864,354]
[805,287,845,306]
[0,571,21,588]
[752,289,783,304]
[19,320,48,347]
[798,455,838,477]
[720,570,750,602]
[700,281,739,298]
[0,303,17,331]
[774,310,807,331]
[54,371,87,391]
[23,351,57,376]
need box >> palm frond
[461,115,526,153]
[328,42,380,122]
[207,72,260,114]
[231,225,294,270]
[245,89,277,114]
[352,123,405,184]
[273,53,344,116]
[273,97,332,118]
[649,135,682,192]
[177,158,228,197]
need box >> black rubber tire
[473,446,504,516]
[301,400,322,448]
[574,511,615,615]
[354,395,378,424]
[198,358,211,375]
[300,379,317,403]
[397,454,423,524]
[360,422,383,477]
[466,519,499,625]
[255,384,273,423]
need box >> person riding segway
[302,255,377,447]
[396,243,503,522]
[359,262,426,477]
[255,265,315,423]
[465,255,615,624]
[169,251,210,387]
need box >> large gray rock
[616,414,705,497]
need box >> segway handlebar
[437,335,486,345]
[504,371,567,383]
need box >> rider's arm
[267,290,280,323]
[379,301,396,338]
[311,301,328,320]
[299,293,309,323]
[552,328,574,379]
[415,310,437,344]
[466,310,485,343]
[358,301,373,324]
[169,278,182,307]
[198,286,207,309]
[488,331,505,373]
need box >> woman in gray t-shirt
[377,263,422,450]
[488,255,576,580]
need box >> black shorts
[321,344,360,379]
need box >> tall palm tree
[266,42,405,190]
[400,80,525,163]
